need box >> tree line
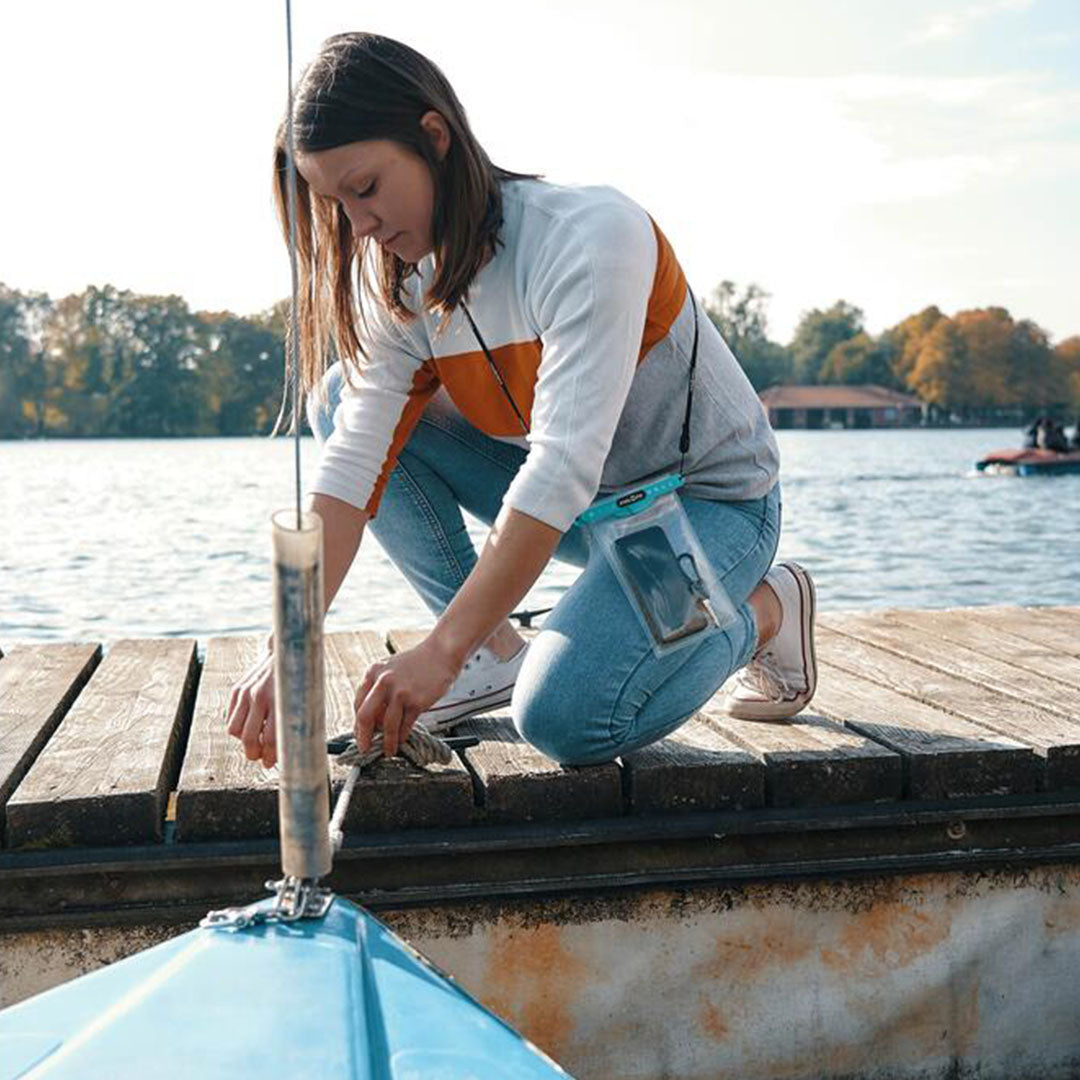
[705,282,1080,421]
[1,280,1078,438]
[0,284,287,438]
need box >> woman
[226,32,817,770]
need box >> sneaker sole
[727,561,818,722]
[416,683,517,734]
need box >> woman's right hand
[223,494,367,770]
[226,648,277,768]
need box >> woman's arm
[309,492,370,612]
[352,504,560,755]
[430,505,560,667]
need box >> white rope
[327,728,455,851]
[334,727,454,770]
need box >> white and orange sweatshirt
[309,178,779,532]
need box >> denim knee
[511,667,626,767]
[512,688,599,766]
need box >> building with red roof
[758,384,924,429]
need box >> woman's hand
[353,638,460,757]
[225,647,278,769]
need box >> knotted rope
[332,726,454,770]
[326,727,455,851]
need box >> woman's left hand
[353,638,460,757]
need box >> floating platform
[3,605,1080,909]
[2,605,1080,1079]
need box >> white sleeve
[307,298,439,518]
[503,203,658,531]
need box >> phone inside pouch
[612,526,711,646]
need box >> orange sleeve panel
[431,340,543,437]
[639,217,688,362]
[416,214,682,444]
[364,361,442,519]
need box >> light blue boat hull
[0,896,571,1079]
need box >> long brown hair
[272,32,540,398]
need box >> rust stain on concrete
[708,917,814,979]
[699,995,729,1041]
[820,900,950,975]
[479,922,588,1061]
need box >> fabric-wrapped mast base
[272,508,332,881]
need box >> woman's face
[296,111,449,263]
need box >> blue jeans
[310,366,781,765]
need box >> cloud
[911,0,1035,43]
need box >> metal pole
[271,508,332,880]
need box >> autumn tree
[950,307,1014,408]
[883,306,944,388]
[907,318,972,413]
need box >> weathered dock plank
[0,643,101,846]
[818,625,1080,790]
[966,606,1080,660]
[705,702,903,808]
[332,631,476,833]
[174,636,278,841]
[812,661,1040,799]
[816,656,1036,803]
[1038,606,1080,631]
[456,715,623,823]
[5,639,198,849]
[824,611,1080,723]
[885,608,1080,691]
[621,715,764,814]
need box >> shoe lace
[738,649,796,698]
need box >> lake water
[1,429,1077,647]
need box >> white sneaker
[724,562,817,721]
[415,642,528,734]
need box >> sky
[1,0,1077,345]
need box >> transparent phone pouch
[578,474,738,658]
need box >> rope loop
[331,727,454,770]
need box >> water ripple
[2,429,1078,647]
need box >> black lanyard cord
[460,302,531,436]
[678,288,700,477]
[462,285,700,474]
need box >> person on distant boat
[1071,422,1080,452]
[1039,418,1069,453]
[1023,416,1045,449]
[225,33,817,770]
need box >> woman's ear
[419,110,451,162]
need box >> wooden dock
[2,604,1079,930]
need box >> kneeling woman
[226,32,817,769]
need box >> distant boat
[976,447,1080,476]
[0,893,570,1079]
